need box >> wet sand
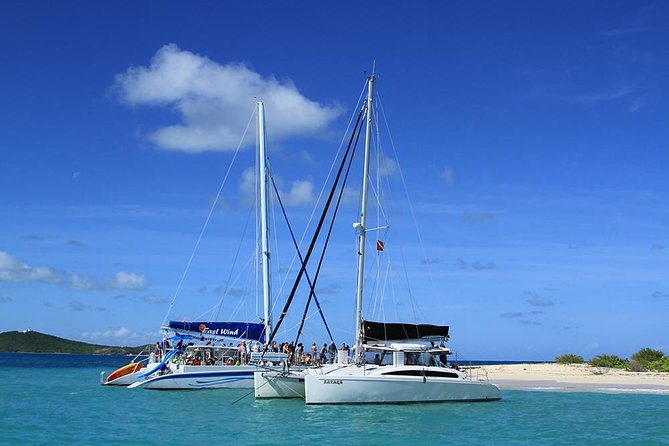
[476,363,669,394]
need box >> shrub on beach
[588,354,629,369]
[627,360,645,372]
[647,356,669,372]
[555,354,584,364]
[631,348,664,366]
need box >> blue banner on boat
[167,321,265,343]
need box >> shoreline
[478,363,669,394]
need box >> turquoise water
[1,354,668,445]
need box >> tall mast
[258,101,272,343]
[354,74,376,364]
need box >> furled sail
[362,320,449,342]
[166,320,265,343]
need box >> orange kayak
[105,362,143,384]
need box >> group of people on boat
[151,337,349,367]
[152,333,457,373]
[266,340,345,365]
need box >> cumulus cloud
[82,327,131,340]
[66,239,86,247]
[110,272,148,290]
[240,167,315,207]
[239,166,256,204]
[137,294,169,304]
[341,186,360,206]
[282,180,316,206]
[70,271,148,291]
[70,274,97,290]
[0,296,12,303]
[0,252,62,284]
[114,44,342,152]
[378,156,398,177]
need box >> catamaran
[122,102,291,390]
[256,72,502,403]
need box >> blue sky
[1,1,668,360]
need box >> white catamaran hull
[254,370,305,399]
[129,364,257,390]
[304,367,501,404]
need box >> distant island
[0,330,152,355]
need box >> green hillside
[0,330,152,355]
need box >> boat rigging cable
[377,96,437,322]
[268,173,335,343]
[263,105,367,352]
[291,111,364,348]
[161,108,257,327]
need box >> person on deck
[328,342,337,364]
[320,344,327,364]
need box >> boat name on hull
[323,379,343,385]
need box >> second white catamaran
[256,73,501,404]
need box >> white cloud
[341,186,360,206]
[70,271,148,291]
[109,272,148,290]
[0,252,62,284]
[114,44,342,152]
[378,156,398,177]
[82,327,131,339]
[239,166,256,204]
[240,167,315,207]
[70,273,96,290]
[137,294,169,304]
[282,180,316,206]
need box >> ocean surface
[1,353,668,445]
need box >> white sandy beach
[477,363,669,394]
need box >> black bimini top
[362,320,449,342]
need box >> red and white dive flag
[376,240,385,251]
